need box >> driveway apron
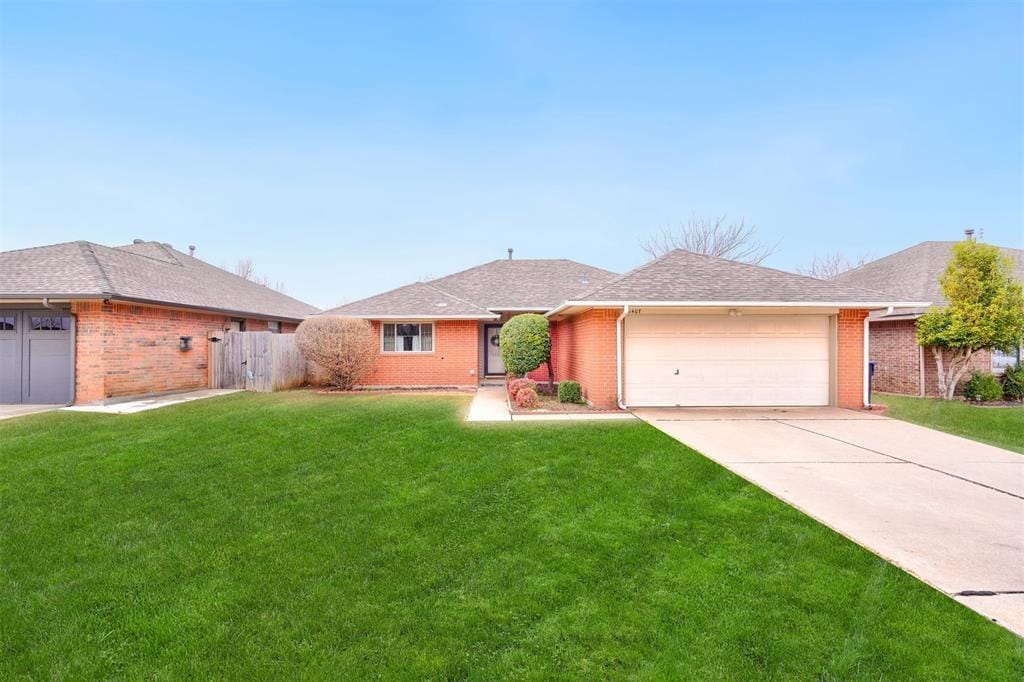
[634,407,1024,637]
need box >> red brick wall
[70,300,299,403]
[869,320,922,395]
[554,308,620,408]
[837,309,868,409]
[362,320,479,387]
[869,319,992,397]
[72,301,108,404]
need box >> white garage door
[624,314,830,407]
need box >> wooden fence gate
[208,331,309,392]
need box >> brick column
[837,309,869,409]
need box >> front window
[382,322,433,352]
[992,347,1021,373]
[268,320,281,333]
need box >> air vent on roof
[133,239,144,244]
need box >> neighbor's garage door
[624,314,830,407]
[0,310,74,404]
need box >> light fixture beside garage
[179,336,193,351]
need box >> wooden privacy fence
[209,331,310,392]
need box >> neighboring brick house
[832,238,1024,397]
[324,250,921,409]
[0,240,317,405]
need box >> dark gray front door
[0,310,74,404]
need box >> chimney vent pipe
[964,228,975,240]
[507,248,513,260]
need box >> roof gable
[322,258,618,318]
[573,249,899,304]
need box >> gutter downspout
[863,314,871,408]
[42,297,57,310]
[862,306,893,408]
[616,305,630,409]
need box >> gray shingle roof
[323,258,618,317]
[832,241,1024,318]
[323,282,497,318]
[569,249,909,304]
[0,240,319,320]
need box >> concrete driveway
[634,407,1024,637]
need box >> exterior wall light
[179,335,193,351]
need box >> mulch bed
[314,387,476,396]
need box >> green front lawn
[2,392,1021,678]
[875,392,1024,454]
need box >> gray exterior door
[0,310,74,404]
[484,324,505,376]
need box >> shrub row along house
[0,240,317,405]
[323,250,924,409]
[833,235,1023,397]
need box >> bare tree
[796,252,871,280]
[234,257,286,292]
[234,257,256,281]
[640,215,777,264]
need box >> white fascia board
[322,313,499,320]
[546,300,933,316]
[487,307,550,312]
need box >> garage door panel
[26,338,72,404]
[624,314,830,407]
[0,335,20,403]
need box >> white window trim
[381,321,435,354]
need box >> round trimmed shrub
[557,380,583,404]
[508,377,537,400]
[514,387,539,408]
[499,314,551,377]
[963,371,1002,402]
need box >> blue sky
[1,1,1021,308]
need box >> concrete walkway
[635,407,1024,636]
[64,389,241,415]
[0,404,62,421]
[466,386,512,422]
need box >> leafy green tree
[917,240,1024,399]
[499,314,553,391]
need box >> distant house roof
[0,240,319,321]
[546,249,920,316]
[832,241,1024,319]
[323,258,618,318]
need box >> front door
[484,324,505,376]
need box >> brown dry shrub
[295,316,379,389]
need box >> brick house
[324,250,923,409]
[0,240,317,405]
[832,238,1024,397]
